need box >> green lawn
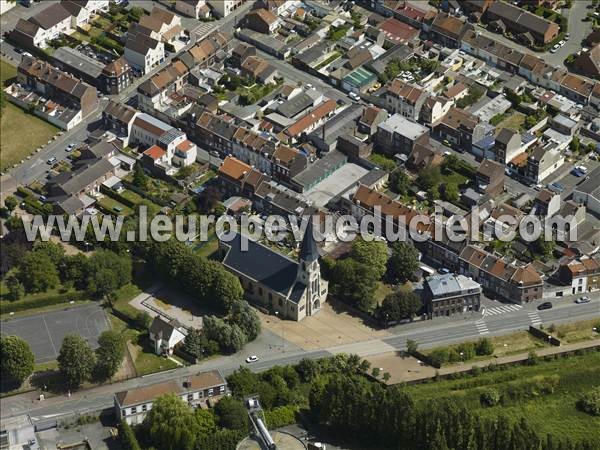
[314,51,342,70]
[97,196,133,216]
[1,62,59,172]
[551,319,600,344]
[495,112,526,133]
[407,350,600,445]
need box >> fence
[528,325,561,346]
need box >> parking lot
[1,303,109,363]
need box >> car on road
[533,184,543,191]
[558,40,566,47]
[537,302,553,310]
[306,83,313,89]
[443,151,451,156]
[547,182,565,193]
[65,143,76,152]
[349,92,360,101]
[575,296,591,304]
[246,355,259,363]
[550,44,560,53]
[565,33,570,40]
[438,268,451,274]
[46,156,57,165]
[572,167,585,177]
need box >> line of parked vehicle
[550,33,570,53]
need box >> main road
[1,294,597,421]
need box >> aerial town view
[0,0,599,449]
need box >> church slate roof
[299,216,320,263]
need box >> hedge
[0,291,88,315]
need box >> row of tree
[309,373,598,450]
[1,330,125,387]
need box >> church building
[219,218,328,321]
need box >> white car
[575,296,591,304]
[65,143,75,152]
[306,83,313,89]
[577,165,588,174]
[550,44,560,53]
[558,40,566,47]
[245,355,259,363]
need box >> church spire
[299,215,319,263]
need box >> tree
[577,387,600,416]
[534,236,555,261]
[4,196,17,215]
[406,339,418,354]
[0,336,34,383]
[214,396,248,431]
[378,290,422,322]
[389,170,410,195]
[95,330,125,380]
[86,250,131,299]
[17,251,60,293]
[475,337,494,356]
[203,316,247,354]
[119,421,141,450]
[371,367,380,377]
[132,163,148,189]
[57,334,96,387]
[5,273,24,301]
[33,241,65,266]
[328,258,378,312]
[196,186,222,214]
[60,253,89,290]
[144,394,201,450]
[183,328,205,359]
[416,166,441,191]
[350,237,388,280]
[480,388,500,407]
[440,183,459,203]
[382,372,391,382]
[570,135,580,153]
[228,301,261,341]
[387,242,420,284]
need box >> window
[122,410,126,417]
[220,385,225,393]
[188,393,193,402]
[131,406,137,414]
[208,388,213,396]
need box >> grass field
[407,350,600,444]
[495,111,526,133]
[551,319,600,343]
[1,61,59,172]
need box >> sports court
[1,303,110,363]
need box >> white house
[175,0,211,19]
[207,0,245,17]
[60,0,109,27]
[124,34,165,75]
[172,140,198,167]
[29,3,73,43]
[114,371,228,425]
[148,316,186,356]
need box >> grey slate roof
[277,92,314,118]
[299,216,320,263]
[221,233,299,296]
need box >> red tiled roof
[144,145,166,160]
[284,99,336,138]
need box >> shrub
[264,405,298,429]
[577,387,600,416]
[475,338,494,356]
[119,420,141,450]
[480,388,500,407]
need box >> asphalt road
[1,292,597,421]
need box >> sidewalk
[367,339,600,385]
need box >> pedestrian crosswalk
[528,311,542,326]
[193,22,216,39]
[482,304,523,317]
[475,320,490,335]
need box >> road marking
[41,315,58,358]
[475,320,490,335]
[482,304,522,317]
[528,311,542,326]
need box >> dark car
[537,302,553,310]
